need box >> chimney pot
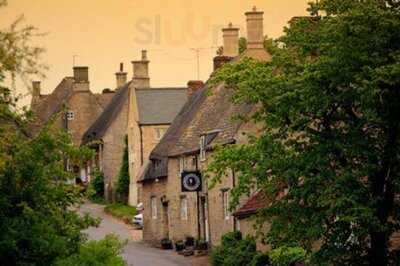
[141,50,148,61]
[120,62,124,72]
[187,80,204,97]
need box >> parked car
[133,213,143,229]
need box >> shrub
[210,231,269,266]
[269,246,308,266]
[55,234,126,266]
[115,136,129,203]
[87,168,105,202]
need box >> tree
[0,2,98,265]
[115,136,129,203]
[208,0,400,265]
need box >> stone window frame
[180,195,188,220]
[151,196,157,219]
[66,111,75,121]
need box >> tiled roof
[30,77,75,134]
[136,88,187,125]
[233,190,266,219]
[150,83,253,158]
[82,82,130,144]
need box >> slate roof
[136,88,187,125]
[150,83,253,159]
[82,82,130,144]
[82,86,187,144]
[233,190,266,219]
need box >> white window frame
[199,135,206,161]
[151,196,157,219]
[223,190,230,220]
[66,111,74,121]
[180,196,188,220]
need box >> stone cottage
[30,66,115,181]
[139,7,270,246]
[82,51,189,203]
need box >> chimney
[132,50,150,88]
[245,6,264,49]
[32,81,41,98]
[31,81,41,105]
[213,56,232,71]
[187,80,204,98]
[73,66,90,91]
[222,23,239,57]
[115,63,127,89]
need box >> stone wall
[101,97,129,201]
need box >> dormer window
[66,111,74,121]
[199,135,206,161]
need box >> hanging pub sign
[181,171,202,192]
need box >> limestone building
[30,66,115,181]
[82,51,188,203]
[139,7,270,246]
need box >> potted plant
[185,236,195,247]
[161,238,173,250]
[175,240,185,252]
[195,239,208,250]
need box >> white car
[133,213,143,228]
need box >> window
[155,128,166,140]
[151,197,157,219]
[223,190,230,220]
[66,111,74,121]
[199,135,206,161]
[180,196,188,220]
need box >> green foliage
[87,168,105,203]
[115,136,129,203]
[207,0,400,265]
[104,203,137,224]
[210,231,269,266]
[239,37,247,54]
[55,234,126,266]
[269,246,308,266]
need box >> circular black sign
[182,172,201,191]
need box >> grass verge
[104,203,137,224]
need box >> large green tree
[0,1,100,265]
[208,0,400,265]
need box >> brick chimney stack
[115,62,127,89]
[222,23,239,57]
[245,6,264,49]
[132,50,150,88]
[187,80,204,98]
[73,66,90,91]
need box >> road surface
[79,202,192,266]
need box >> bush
[87,168,105,203]
[210,231,269,266]
[269,246,308,266]
[104,203,137,224]
[55,234,126,266]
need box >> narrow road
[79,202,192,266]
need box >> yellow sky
[0,0,309,105]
